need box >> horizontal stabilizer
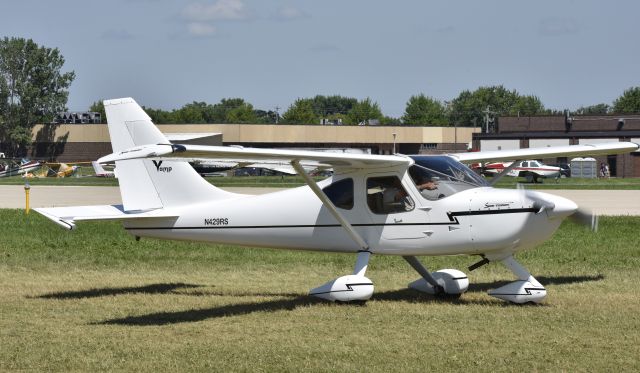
[34,205,177,230]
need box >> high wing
[448,142,639,163]
[98,144,411,170]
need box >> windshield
[408,155,488,199]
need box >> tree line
[89,86,640,127]
[3,37,640,157]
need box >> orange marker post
[24,182,31,214]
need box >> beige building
[30,123,479,162]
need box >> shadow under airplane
[31,274,604,326]
[31,283,203,299]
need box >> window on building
[421,143,438,150]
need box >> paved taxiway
[1,185,639,216]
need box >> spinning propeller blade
[569,208,599,232]
[518,184,598,232]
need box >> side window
[322,178,354,210]
[366,176,414,214]
[522,161,529,167]
[408,165,445,201]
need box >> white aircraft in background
[474,160,561,183]
[35,98,639,304]
[91,161,115,177]
[0,159,42,178]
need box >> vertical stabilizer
[104,98,234,211]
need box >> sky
[1,0,639,117]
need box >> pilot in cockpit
[409,166,445,201]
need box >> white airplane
[474,160,561,183]
[91,161,115,177]
[0,158,42,178]
[35,98,639,304]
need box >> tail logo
[152,160,172,173]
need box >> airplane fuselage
[124,175,569,257]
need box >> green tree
[380,115,402,125]
[89,101,106,122]
[310,95,357,116]
[212,98,246,123]
[612,87,640,114]
[0,37,75,156]
[402,94,448,125]
[345,98,383,125]
[144,107,175,124]
[173,101,208,123]
[254,109,279,124]
[282,98,318,124]
[226,102,257,123]
[573,103,610,115]
[449,85,545,127]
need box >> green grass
[1,210,640,371]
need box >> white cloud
[187,22,218,37]
[274,6,309,21]
[183,0,249,22]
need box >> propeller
[517,184,598,232]
[569,208,599,232]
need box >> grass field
[1,210,639,371]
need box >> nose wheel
[487,255,546,304]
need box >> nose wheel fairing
[486,255,547,304]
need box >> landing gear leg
[309,251,374,302]
[404,256,468,296]
[488,255,546,304]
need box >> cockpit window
[366,176,415,214]
[409,156,488,199]
[322,178,354,210]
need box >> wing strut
[489,160,521,186]
[290,160,370,252]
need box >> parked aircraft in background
[91,161,115,177]
[473,160,562,183]
[42,162,80,178]
[0,159,42,178]
[35,98,639,305]
[22,162,84,178]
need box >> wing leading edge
[449,142,639,163]
[98,144,412,170]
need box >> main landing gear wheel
[403,256,469,297]
[310,251,374,302]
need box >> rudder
[104,98,234,211]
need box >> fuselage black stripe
[124,208,537,231]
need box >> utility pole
[274,106,280,124]
[392,133,397,154]
[482,106,494,133]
